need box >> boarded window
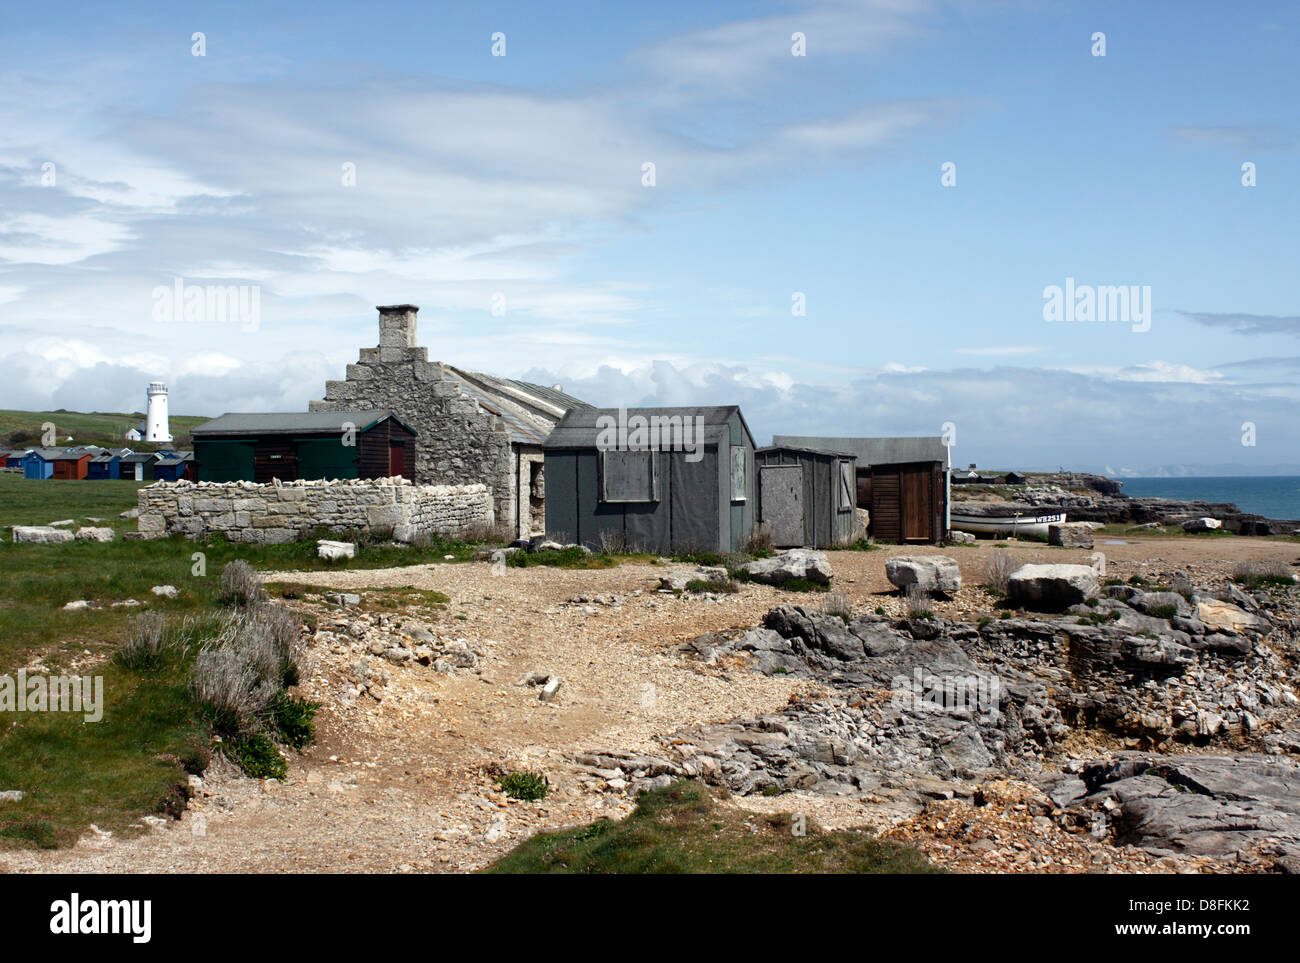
[730,446,746,501]
[601,450,657,502]
[838,461,854,510]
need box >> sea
[1117,476,1300,521]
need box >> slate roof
[443,367,592,446]
[193,410,413,437]
[771,435,949,467]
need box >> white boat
[949,509,1067,538]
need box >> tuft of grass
[981,553,1018,594]
[498,769,550,801]
[1232,560,1295,591]
[507,546,618,569]
[485,781,938,874]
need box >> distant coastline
[1117,476,1300,522]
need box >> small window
[839,461,854,511]
[601,450,657,502]
[730,446,747,501]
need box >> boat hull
[950,512,1067,537]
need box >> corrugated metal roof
[193,410,408,436]
[771,435,949,466]
[543,406,742,448]
[154,452,193,466]
[120,452,160,464]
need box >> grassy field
[486,781,939,874]
[0,474,147,530]
[0,407,211,450]
[0,474,503,849]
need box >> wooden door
[901,466,932,542]
[870,470,901,543]
[389,441,410,479]
[760,465,804,547]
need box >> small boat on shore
[950,504,1067,538]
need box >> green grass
[485,781,939,874]
[0,474,146,531]
[0,656,209,848]
[0,476,481,848]
[0,407,210,452]
[506,546,621,569]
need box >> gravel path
[4,536,1296,874]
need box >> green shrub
[228,734,287,779]
[269,692,320,751]
[498,769,549,801]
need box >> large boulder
[1048,522,1094,549]
[885,555,961,595]
[1007,563,1098,606]
[12,525,75,544]
[1182,517,1222,533]
[743,549,832,586]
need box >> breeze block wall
[135,478,493,544]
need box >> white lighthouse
[145,382,172,443]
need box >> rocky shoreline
[956,472,1300,536]
[575,560,1300,871]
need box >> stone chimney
[377,304,419,348]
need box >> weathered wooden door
[760,465,804,547]
[901,466,932,541]
[389,441,410,479]
[870,470,900,542]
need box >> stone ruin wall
[135,478,493,544]
[309,306,516,529]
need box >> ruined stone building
[310,305,591,537]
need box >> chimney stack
[377,304,419,348]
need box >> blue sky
[1,0,1296,472]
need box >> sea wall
[135,478,493,544]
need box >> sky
[0,0,1296,473]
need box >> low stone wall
[135,478,493,544]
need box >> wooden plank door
[760,465,804,547]
[901,466,932,541]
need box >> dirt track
[4,535,1296,874]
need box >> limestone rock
[75,526,116,542]
[1196,598,1272,636]
[13,525,74,544]
[885,555,961,595]
[1007,563,1098,606]
[317,539,356,561]
[743,549,832,586]
[1048,522,1094,549]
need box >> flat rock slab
[1057,753,1300,863]
[12,525,75,544]
[886,555,961,595]
[317,539,357,561]
[743,549,832,585]
[1196,598,1272,636]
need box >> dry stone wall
[135,478,493,544]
